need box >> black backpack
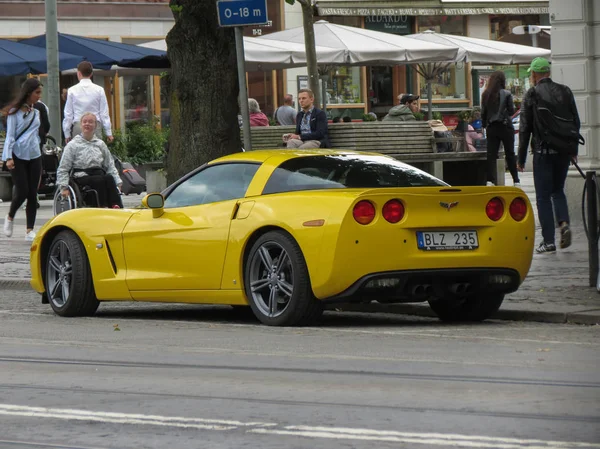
[532,88,584,155]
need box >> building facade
[282,0,550,122]
[1,0,555,129]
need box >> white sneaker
[3,215,13,237]
[486,181,495,187]
[25,230,36,242]
[514,182,522,188]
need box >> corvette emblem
[440,201,459,211]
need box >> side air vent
[439,188,462,192]
[105,240,118,274]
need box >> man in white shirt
[63,61,114,144]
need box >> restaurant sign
[364,15,412,35]
[318,7,549,16]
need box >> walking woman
[1,78,44,242]
[481,71,520,187]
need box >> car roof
[210,149,382,166]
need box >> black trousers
[9,155,42,229]
[486,123,520,184]
[75,174,121,208]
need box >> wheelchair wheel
[53,185,78,215]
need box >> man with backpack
[517,57,583,254]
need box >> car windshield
[262,154,447,194]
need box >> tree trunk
[166,0,241,185]
[299,0,321,107]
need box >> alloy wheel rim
[46,240,73,308]
[249,241,294,318]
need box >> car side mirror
[142,193,165,218]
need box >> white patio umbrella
[257,20,461,65]
[138,38,347,71]
[403,31,552,119]
[404,30,550,65]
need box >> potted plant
[456,109,472,132]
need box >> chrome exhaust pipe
[411,284,433,298]
[411,284,425,296]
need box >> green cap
[527,57,550,73]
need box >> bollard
[585,171,599,288]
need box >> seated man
[56,112,122,208]
[283,88,330,149]
[382,94,419,122]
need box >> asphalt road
[0,288,599,449]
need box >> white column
[550,0,600,224]
[549,0,599,164]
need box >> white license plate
[417,230,479,251]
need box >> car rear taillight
[509,198,527,221]
[382,199,405,223]
[353,200,376,225]
[486,197,504,221]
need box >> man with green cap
[517,57,581,254]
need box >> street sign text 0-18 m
[217,0,269,27]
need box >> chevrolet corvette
[30,149,535,326]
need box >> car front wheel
[45,230,99,317]
[244,230,322,326]
[428,293,505,322]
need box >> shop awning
[135,38,348,72]
[19,33,166,70]
[0,38,82,76]
[315,0,549,16]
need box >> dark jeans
[75,174,122,208]
[533,151,571,245]
[486,123,519,184]
[9,155,42,229]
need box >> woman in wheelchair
[56,112,122,208]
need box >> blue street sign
[217,0,269,27]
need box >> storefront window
[417,16,466,35]
[478,65,533,105]
[490,15,542,41]
[123,75,151,123]
[324,66,362,105]
[419,64,467,101]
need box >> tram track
[0,355,598,389]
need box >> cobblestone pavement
[1,175,598,324]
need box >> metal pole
[531,32,538,48]
[234,27,251,152]
[427,81,433,121]
[321,77,327,112]
[45,0,61,145]
[586,171,598,287]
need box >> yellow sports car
[30,150,535,326]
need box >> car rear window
[262,154,446,194]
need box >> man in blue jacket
[283,89,330,149]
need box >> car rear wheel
[428,293,505,322]
[244,230,323,326]
[45,230,99,317]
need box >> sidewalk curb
[2,278,598,325]
[329,303,600,326]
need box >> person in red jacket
[248,98,269,127]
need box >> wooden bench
[244,122,505,186]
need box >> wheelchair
[52,171,123,215]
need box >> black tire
[45,230,99,317]
[244,230,323,326]
[428,293,505,322]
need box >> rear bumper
[321,268,520,304]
